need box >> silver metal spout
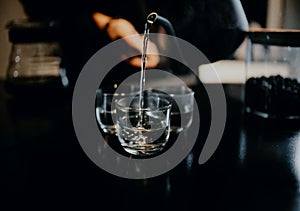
[146,12,158,30]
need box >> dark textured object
[245,75,300,119]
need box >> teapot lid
[7,19,61,43]
[247,28,300,47]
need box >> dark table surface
[0,80,299,210]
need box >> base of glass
[121,143,166,156]
[100,126,117,135]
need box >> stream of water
[137,12,158,127]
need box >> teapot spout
[146,12,176,36]
[146,12,158,27]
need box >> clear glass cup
[245,29,300,119]
[115,96,171,156]
[145,86,194,133]
[95,89,138,135]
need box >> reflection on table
[0,81,299,210]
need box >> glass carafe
[245,29,300,119]
[5,19,69,96]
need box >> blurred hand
[93,12,160,69]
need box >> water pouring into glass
[114,12,173,156]
[114,12,194,156]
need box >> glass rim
[147,87,194,97]
[103,92,138,97]
[96,89,139,97]
[116,96,172,111]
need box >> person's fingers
[93,12,160,68]
[92,12,111,30]
[106,18,139,40]
[121,37,160,68]
[126,54,160,69]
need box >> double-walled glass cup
[95,89,138,135]
[145,86,194,133]
[115,96,171,156]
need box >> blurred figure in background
[19,0,248,89]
